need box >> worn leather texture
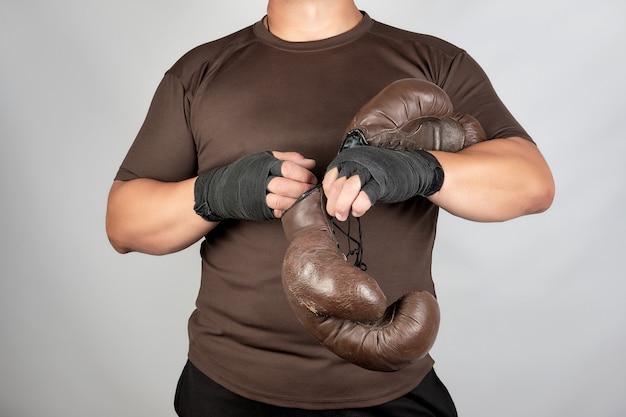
[282,187,440,371]
[344,78,486,151]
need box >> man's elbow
[527,171,555,215]
[107,237,132,255]
[520,140,556,215]
[106,219,133,254]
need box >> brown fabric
[115,12,531,409]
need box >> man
[106,1,554,415]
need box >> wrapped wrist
[326,146,444,205]
[193,170,226,222]
[410,150,444,196]
[193,152,283,222]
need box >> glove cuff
[338,129,369,153]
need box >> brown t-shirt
[116,13,530,409]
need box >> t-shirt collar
[253,12,373,51]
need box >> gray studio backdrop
[1,1,625,416]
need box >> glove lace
[331,216,367,271]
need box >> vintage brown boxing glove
[282,186,387,322]
[281,79,486,371]
[341,78,486,152]
[282,186,440,371]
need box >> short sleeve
[115,73,198,182]
[441,51,533,142]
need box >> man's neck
[266,0,363,42]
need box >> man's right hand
[267,151,317,218]
[194,151,316,222]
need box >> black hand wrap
[194,152,283,222]
[326,145,444,204]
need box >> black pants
[174,360,457,417]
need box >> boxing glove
[282,186,387,322]
[340,78,486,152]
[281,79,486,371]
[282,186,440,371]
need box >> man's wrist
[193,170,224,222]
[410,150,444,196]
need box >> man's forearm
[428,137,555,222]
[106,178,215,255]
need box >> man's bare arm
[428,137,554,222]
[106,177,214,255]
[106,151,317,256]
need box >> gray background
[1,1,625,416]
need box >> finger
[280,160,318,185]
[323,175,344,220]
[266,192,301,216]
[327,175,362,222]
[322,167,339,195]
[350,191,374,217]
[272,151,316,170]
[267,175,316,199]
